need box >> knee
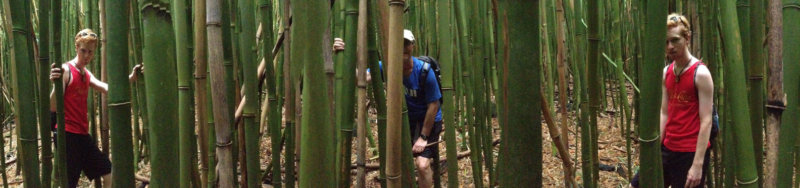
[415,158,431,171]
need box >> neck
[674,53,692,67]
[72,57,87,69]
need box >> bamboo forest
[0,0,799,187]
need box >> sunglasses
[79,32,97,38]
[670,16,689,30]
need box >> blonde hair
[74,29,98,48]
[667,13,691,39]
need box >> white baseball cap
[404,29,415,42]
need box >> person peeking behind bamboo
[630,13,715,188]
[49,29,113,188]
[335,29,443,188]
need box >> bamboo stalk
[7,0,42,187]
[385,0,405,187]
[719,0,761,186]
[335,0,359,185]
[764,0,784,186]
[437,0,459,187]
[776,0,800,186]
[236,0,261,186]
[355,0,368,186]
[638,0,668,187]
[207,0,235,186]
[106,0,136,187]
[498,0,542,186]
[36,0,53,186]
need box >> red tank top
[663,61,708,152]
[59,63,90,135]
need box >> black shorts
[52,120,112,188]
[409,120,442,159]
[631,145,710,188]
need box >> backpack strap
[419,62,431,95]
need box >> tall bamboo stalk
[437,0,459,186]
[585,0,601,185]
[776,0,800,186]
[257,0,281,187]
[335,0,358,185]
[236,0,261,186]
[7,0,42,187]
[293,0,335,186]
[497,0,542,186]
[106,0,135,187]
[193,0,209,186]
[36,0,53,186]
[281,0,297,186]
[764,0,784,186]
[172,0,196,186]
[366,0,387,185]
[385,0,405,187]
[49,0,67,185]
[140,1,180,186]
[719,1,761,187]
[207,0,235,186]
[747,0,767,181]
[638,0,667,187]
[355,0,368,186]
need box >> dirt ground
[1,89,639,188]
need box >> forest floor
[1,85,639,188]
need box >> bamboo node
[386,174,401,180]
[18,137,37,142]
[637,135,659,143]
[737,177,758,185]
[388,0,405,6]
[178,86,191,90]
[206,22,222,27]
[441,87,454,91]
[765,100,786,112]
[109,102,132,107]
[216,140,233,147]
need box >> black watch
[420,134,429,141]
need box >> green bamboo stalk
[437,0,459,186]
[36,0,53,186]
[7,0,42,187]
[637,0,667,187]
[280,0,296,186]
[585,0,601,185]
[105,0,135,187]
[292,0,335,186]
[171,0,196,186]
[140,1,180,186]
[776,0,800,186]
[498,0,542,186]
[366,1,387,185]
[49,0,67,185]
[257,0,281,187]
[335,0,358,185]
[719,1,761,187]
[236,0,261,186]
[205,74,217,188]
[748,0,766,183]
[207,0,235,186]
[453,1,483,186]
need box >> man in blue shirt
[336,29,442,187]
[400,30,442,188]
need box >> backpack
[691,62,720,141]
[416,56,444,105]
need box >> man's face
[76,43,96,65]
[666,26,688,61]
[403,41,414,72]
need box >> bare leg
[415,156,433,188]
[102,173,112,188]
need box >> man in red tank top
[631,13,714,188]
[49,29,113,188]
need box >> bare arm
[660,67,669,139]
[50,64,70,112]
[692,65,714,168]
[421,100,439,137]
[87,70,108,94]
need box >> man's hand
[685,163,703,188]
[129,64,144,82]
[50,63,63,81]
[333,38,345,52]
[412,138,427,154]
